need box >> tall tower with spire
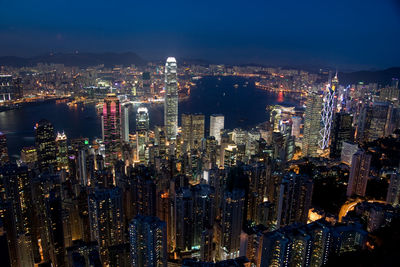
[164,57,178,141]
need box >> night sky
[1,0,399,69]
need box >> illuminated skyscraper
[35,119,57,172]
[136,107,150,131]
[347,149,371,197]
[164,57,178,140]
[210,114,224,144]
[181,113,205,151]
[136,107,149,162]
[129,215,167,267]
[55,131,68,170]
[302,90,323,157]
[0,131,9,165]
[291,116,301,139]
[121,105,130,143]
[103,94,121,166]
[320,83,336,151]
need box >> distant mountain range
[338,67,400,86]
[0,52,399,86]
[0,52,146,67]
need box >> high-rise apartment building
[220,189,245,260]
[357,102,392,142]
[88,187,124,264]
[129,215,167,267]
[386,171,400,206]
[164,57,178,140]
[274,172,313,228]
[346,149,371,197]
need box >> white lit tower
[164,57,178,141]
[319,74,336,152]
[121,104,130,143]
[136,107,149,163]
[210,114,224,144]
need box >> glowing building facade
[319,81,336,151]
[121,105,130,143]
[302,90,323,157]
[136,107,149,163]
[164,57,178,140]
[103,94,121,166]
[210,114,224,144]
[35,119,57,172]
[181,113,205,151]
[55,132,68,170]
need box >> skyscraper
[129,215,167,267]
[320,83,336,151]
[210,114,224,144]
[164,57,178,140]
[274,172,313,228]
[103,94,121,166]
[136,107,149,163]
[330,112,353,158]
[35,119,57,172]
[220,189,245,259]
[55,131,68,170]
[174,187,193,251]
[181,113,205,151]
[121,104,130,143]
[357,102,392,142]
[0,131,9,165]
[302,90,323,157]
[347,149,371,197]
[340,142,359,165]
[136,107,150,131]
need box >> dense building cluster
[0,58,400,267]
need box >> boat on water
[233,84,239,88]
[0,104,21,112]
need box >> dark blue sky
[1,0,399,69]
